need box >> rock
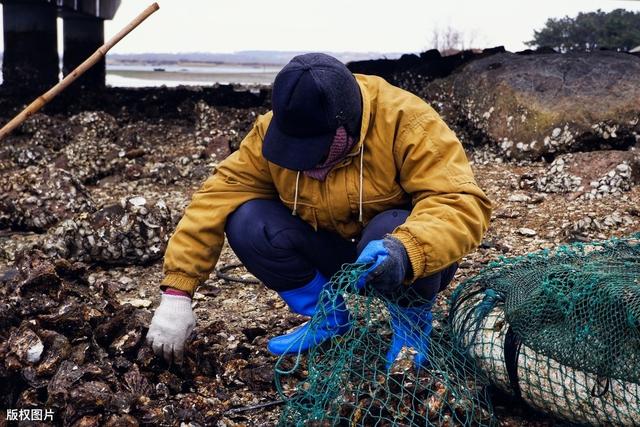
[350,46,508,87]
[518,228,537,237]
[425,52,640,160]
[128,196,147,207]
[493,208,520,219]
[123,299,152,309]
[507,194,531,203]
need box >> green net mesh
[274,234,640,426]
[274,264,495,426]
[451,234,640,425]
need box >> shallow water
[0,62,281,87]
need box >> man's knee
[227,200,266,243]
[227,200,276,255]
[226,199,310,258]
[226,200,319,290]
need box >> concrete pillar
[63,15,105,88]
[2,1,59,90]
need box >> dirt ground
[0,86,638,425]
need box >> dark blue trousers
[225,199,457,304]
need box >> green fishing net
[451,234,640,425]
[274,234,640,426]
[274,264,495,426]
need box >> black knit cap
[263,53,362,171]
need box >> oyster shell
[40,196,171,266]
[0,166,95,232]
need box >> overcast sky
[1,0,639,54]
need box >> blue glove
[385,301,434,369]
[355,236,409,293]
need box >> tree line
[527,9,640,52]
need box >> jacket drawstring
[292,171,300,216]
[359,142,364,223]
[291,145,363,222]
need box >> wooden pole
[0,2,160,141]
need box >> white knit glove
[146,294,196,365]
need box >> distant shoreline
[107,60,285,68]
[107,69,278,86]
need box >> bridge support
[63,15,105,88]
[2,1,59,90]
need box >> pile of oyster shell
[0,251,274,426]
[39,196,171,265]
[54,112,131,184]
[0,166,95,232]
[518,151,640,198]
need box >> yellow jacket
[162,74,492,295]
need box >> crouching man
[146,53,492,368]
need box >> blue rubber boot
[268,272,351,355]
[385,299,434,369]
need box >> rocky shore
[0,49,638,426]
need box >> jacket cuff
[392,230,426,282]
[161,272,200,296]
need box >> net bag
[450,234,640,425]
